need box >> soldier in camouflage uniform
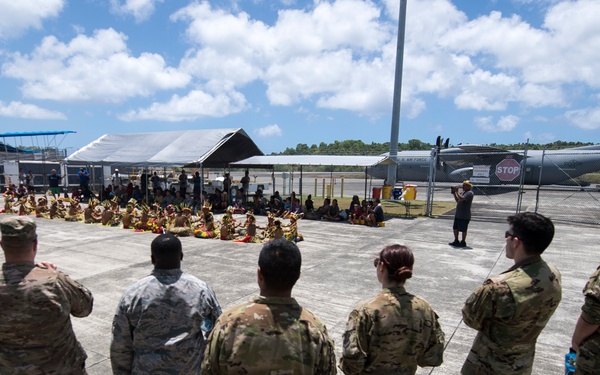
[339,244,445,374]
[0,216,94,374]
[201,239,336,374]
[571,265,600,375]
[462,212,562,375]
[110,233,221,374]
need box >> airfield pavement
[3,205,596,375]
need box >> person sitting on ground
[183,192,195,208]
[0,216,94,374]
[132,186,144,203]
[122,200,138,229]
[366,198,384,227]
[167,206,194,237]
[340,244,445,374]
[172,191,183,206]
[324,199,341,221]
[233,188,246,214]
[349,203,362,224]
[269,197,285,218]
[305,194,315,213]
[153,187,164,207]
[84,198,102,223]
[317,198,331,220]
[162,190,174,208]
[234,213,260,243]
[111,233,222,374]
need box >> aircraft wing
[451,144,519,154]
[439,145,522,168]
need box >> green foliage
[487,141,594,150]
[275,139,595,156]
[274,139,432,157]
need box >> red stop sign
[495,158,521,181]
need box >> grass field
[323,197,456,218]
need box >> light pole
[386,0,408,187]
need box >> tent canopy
[231,155,397,169]
[65,128,263,168]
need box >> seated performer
[195,202,218,239]
[234,213,260,243]
[122,199,138,229]
[84,198,102,223]
[167,206,194,237]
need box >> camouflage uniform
[461,255,562,375]
[0,262,94,374]
[575,266,600,375]
[339,287,445,375]
[110,268,221,375]
[201,295,336,374]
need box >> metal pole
[425,148,437,216]
[386,0,408,185]
[364,167,368,200]
[534,149,546,213]
[516,140,529,213]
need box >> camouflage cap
[0,216,37,241]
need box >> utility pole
[386,0,408,186]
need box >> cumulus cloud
[565,107,600,130]
[475,115,519,133]
[118,89,248,121]
[2,28,190,102]
[173,0,395,115]
[254,124,283,137]
[0,0,64,40]
[3,0,600,131]
[455,70,518,111]
[171,0,600,123]
[0,101,66,120]
[110,0,163,22]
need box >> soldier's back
[202,295,336,374]
[0,262,90,375]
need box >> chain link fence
[420,149,600,225]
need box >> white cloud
[172,0,600,121]
[475,115,519,133]
[0,101,66,120]
[255,124,283,137]
[565,106,600,130]
[118,89,248,121]
[110,0,163,22]
[173,0,395,115]
[2,28,190,102]
[0,0,64,40]
[455,70,518,111]
[3,0,600,128]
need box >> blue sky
[1,0,599,155]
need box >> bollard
[314,178,317,197]
[322,179,326,197]
[331,178,335,198]
[326,184,331,198]
[341,178,344,198]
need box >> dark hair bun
[393,266,413,281]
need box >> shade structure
[65,128,263,168]
[231,155,397,169]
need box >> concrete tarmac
[7,212,599,374]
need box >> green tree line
[271,139,594,156]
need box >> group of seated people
[304,195,385,226]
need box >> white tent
[65,128,263,168]
[231,154,397,200]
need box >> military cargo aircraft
[370,143,600,186]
